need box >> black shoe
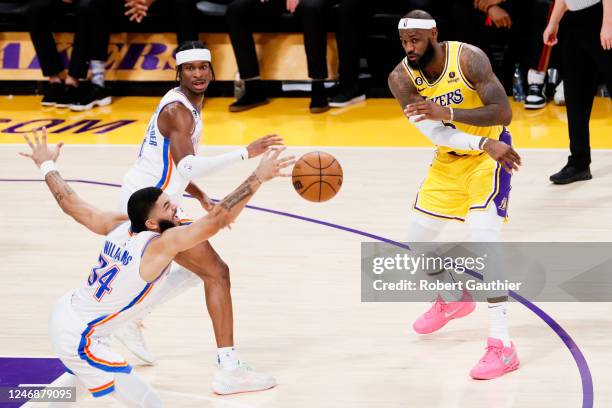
[549,165,592,184]
[69,84,112,111]
[329,84,365,107]
[309,81,329,113]
[525,69,546,109]
[41,82,65,106]
[229,80,268,112]
[55,85,80,109]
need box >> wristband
[479,137,489,150]
[40,160,57,178]
[448,107,454,122]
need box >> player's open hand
[19,127,64,167]
[254,147,295,182]
[247,134,284,158]
[482,139,521,173]
[404,100,451,122]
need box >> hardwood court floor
[1,96,611,407]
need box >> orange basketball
[292,152,343,202]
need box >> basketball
[292,152,343,202]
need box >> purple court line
[0,178,594,408]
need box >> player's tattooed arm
[20,128,128,235]
[143,148,294,281]
[43,170,127,235]
[454,44,512,126]
[388,62,424,109]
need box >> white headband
[398,18,436,30]
[176,48,212,65]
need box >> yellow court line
[0,96,610,148]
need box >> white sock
[90,60,105,87]
[488,302,511,347]
[217,347,240,370]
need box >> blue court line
[0,178,594,408]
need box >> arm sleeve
[411,117,484,151]
[176,148,249,180]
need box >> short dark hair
[127,187,164,233]
[175,40,216,82]
[403,10,434,20]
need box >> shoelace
[425,297,447,318]
[480,345,502,363]
[528,83,542,95]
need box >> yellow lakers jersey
[402,41,503,156]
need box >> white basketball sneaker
[212,362,277,395]
[114,320,155,365]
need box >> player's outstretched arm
[160,102,285,180]
[140,148,295,282]
[19,128,128,235]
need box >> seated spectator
[470,0,561,110]
[28,0,112,111]
[226,0,332,113]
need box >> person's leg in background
[68,0,114,111]
[296,0,331,113]
[173,0,199,44]
[513,0,555,110]
[550,10,598,184]
[582,3,612,110]
[226,0,281,112]
[27,0,68,106]
[329,0,369,107]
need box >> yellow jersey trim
[456,43,476,91]
[420,42,450,88]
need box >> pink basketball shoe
[470,337,520,380]
[412,291,476,334]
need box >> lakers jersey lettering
[402,41,503,155]
[431,89,464,107]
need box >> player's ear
[145,218,159,232]
[431,27,438,42]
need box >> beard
[406,39,435,70]
[158,219,177,233]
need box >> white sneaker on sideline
[212,362,277,395]
[114,320,155,365]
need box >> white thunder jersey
[120,88,202,211]
[71,221,169,336]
